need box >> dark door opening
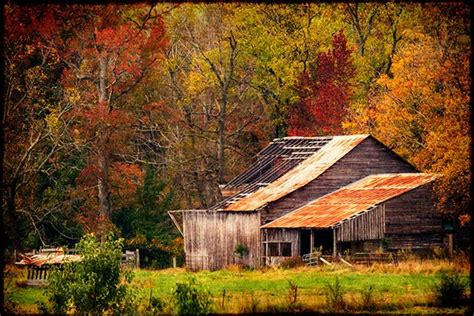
[300,230,311,255]
[314,229,333,255]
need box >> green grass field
[5,259,470,314]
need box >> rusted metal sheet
[224,135,369,211]
[261,173,436,229]
[212,137,333,210]
[16,253,82,267]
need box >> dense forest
[2,3,470,265]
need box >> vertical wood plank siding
[264,137,417,224]
[384,183,443,250]
[262,228,300,255]
[183,211,260,271]
[335,205,385,242]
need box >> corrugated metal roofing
[261,173,436,229]
[16,253,82,267]
[211,136,333,210]
[224,135,369,211]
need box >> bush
[360,285,377,311]
[234,243,249,258]
[44,233,135,314]
[280,256,305,269]
[434,270,467,307]
[172,277,213,314]
[324,277,347,312]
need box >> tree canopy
[2,3,470,256]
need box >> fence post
[135,249,140,268]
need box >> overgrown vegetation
[172,277,214,315]
[5,258,470,314]
[41,234,135,314]
[434,270,468,307]
[324,277,347,312]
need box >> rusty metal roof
[16,253,82,267]
[261,173,436,229]
[211,136,333,210]
[224,135,369,211]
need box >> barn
[170,135,443,271]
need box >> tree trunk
[97,54,111,222]
[97,151,111,221]
[217,93,226,184]
[6,185,22,250]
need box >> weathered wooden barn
[170,135,443,271]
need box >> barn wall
[183,211,260,271]
[384,183,443,250]
[263,137,418,224]
[335,205,385,242]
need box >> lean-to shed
[170,135,442,271]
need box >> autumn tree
[366,4,470,224]
[289,30,355,136]
[3,5,80,248]
[55,5,168,234]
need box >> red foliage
[288,30,355,136]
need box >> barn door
[300,230,311,255]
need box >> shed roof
[261,173,436,229]
[223,135,369,211]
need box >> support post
[333,229,337,257]
[310,229,314,254]
[135,248,140,269]
[447,233,453,259]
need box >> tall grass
[5,257,470,314]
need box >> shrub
[324,277,347,312]
[44,233,135,314]
[434,270,467,307]
[360,285,377,311]
[172,277,213,314]
[280,256,305,269]
[287,280,298,305]
[234,243,249,258]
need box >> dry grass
[5,257,470,314]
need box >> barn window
[268,243,279,256]
[280,242,291,256]
[266,242,292,257]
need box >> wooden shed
[171,135,443,270]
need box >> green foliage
[113,164,179,268]
[234,243,249,258]
[434,270,467,307]
[44,233,135,314]
[360,285,377,311]
[287,280,298,305]
[172,277,214,315]
[324,277,347,312]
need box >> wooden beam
[339,257,353,267]
[168,211,184,237]
[333,229,337,257]
[320,257,332,266]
